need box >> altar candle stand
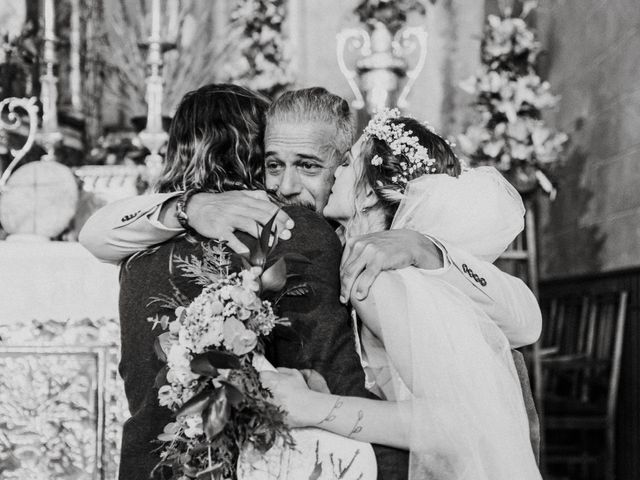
[39,0,63,159]
[138,0,171,187]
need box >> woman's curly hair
[155,84,271,193]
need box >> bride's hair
[347,117,461,236]
[155,84,270,193]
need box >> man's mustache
[266,189,316,212]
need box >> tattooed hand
[260,368,315,428]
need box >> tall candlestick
[44,0,55,40]
[151,0,161,41]
[138,0,169,188]
[69,0,82,114]
[39,0,62,160]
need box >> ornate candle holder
[0,1,79,240]
[137,7,175,189]
[337,22,428,115]
[0,97,39,189]
[137,39,169,187]
[38,8,63,161]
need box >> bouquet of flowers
[457,1,568,196]
[148,216,308,479]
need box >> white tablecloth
[0,240,120,323]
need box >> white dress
[355,167,542,480]
[238,356,377,480]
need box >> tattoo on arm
[317,397,343,425]
[348,410,364,438]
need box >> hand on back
[187,190,294,254]
[340,229,444,304]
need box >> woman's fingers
[340,239,373,303]
[300,369,331,393]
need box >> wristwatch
[175,189,199,230]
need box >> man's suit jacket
[118,206,409,480]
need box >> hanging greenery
[457,0,568,195]
[219,0,294,99]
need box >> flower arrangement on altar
[149,216,308,479]
[220,0,294,98]
[353,0,433,33]
[457,0,568,196]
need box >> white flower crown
[363,108,438,190]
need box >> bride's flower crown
[363,108,438,190]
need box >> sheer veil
[365,167,541,479]
[391,166,525,263]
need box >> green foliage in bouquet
[219,0,294,99]
[353,0,433,33]
[148,214,311,479]
[457,0,568,194]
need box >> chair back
[540,291,628,418]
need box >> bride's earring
[360,186,377,214]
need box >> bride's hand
[340,229,444,303]
[260,368,317,428]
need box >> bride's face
[323,135,365,225]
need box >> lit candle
[151,0,161,40]
[44,0,55,39]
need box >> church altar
[0,240,126,479]
[0,240,119,323]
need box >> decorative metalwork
[0,96,39,190]
[393,26,428,109]
[337,22,428,115]
[336,28,371,110]
[137,0,172,187]
[0,318,128,480]
[39,0,63,161]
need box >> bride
[260,109,542,480]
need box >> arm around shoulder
[79,192,183,264]
[436,241,542,347]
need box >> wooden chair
[540,291,628,480]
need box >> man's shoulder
[281,206,340,248]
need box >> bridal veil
[362,167,541,479]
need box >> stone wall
[535,0,640,279]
